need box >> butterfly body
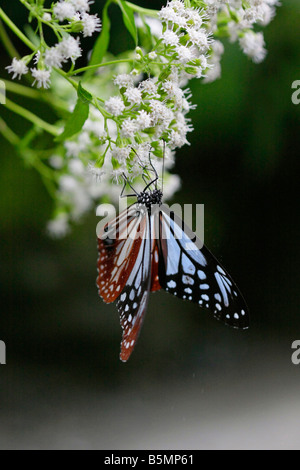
[97,187,249,362]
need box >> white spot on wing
[167,280,176,289]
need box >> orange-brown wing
[97,204,146,304]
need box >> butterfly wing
[157,205,249,329]
[97,204,146,303]
[97,203,152,362]
[150,214,161,292]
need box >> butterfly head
[137,189,163,212]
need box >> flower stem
[124,2,159,18]
[3,96,59,136]
[0,116,20,146]
[0,8,36,51]
[70,59,135,76]
[1,79,69,113]
[0,20,20,59]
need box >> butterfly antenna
[120,172,138,198]
[131,147,151,185]
[148,149,159,190]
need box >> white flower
[203,62,221,83]
[57,36,82,63]
[136,110,152,130]
[68,158,85,175]
[124,87,142,105]
[189,28,211,52]
[81,13,101,37]
[64,132,90,157]
[256,4,276,26]
[70,0,92,12]
[169,0,185,13]
[87,162,105,180]
[114,74,134,89]
[6,58,28,80]
[34,51,41,65]
[162,30,180,47]
[168,129,188,149]
[212,40,224,56]
[71,187,93,220]
[105,96,125,116]
[53,1,76,22]
[121,118,138,138]
[111,146,131,163]
[159,6,178,24]
[186,9,206,29]
[43,13,52,21]
[111,168,127,184]
[139,78,158,96]
[149,100,174,127]
[59,174,79,192]
[31,68,51,89]
[83,118,103,137]
[44,46,65,68]
[148,51,157,60]
[161,80,183,101]
[47,213,70,238]
[65,141,81,157]
[49,155,64,169]
[239,31,267,63]
[176,45,195,62]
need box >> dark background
[0,0,299,449]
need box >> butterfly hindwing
[157,206,249,329]
[115,206,152,362]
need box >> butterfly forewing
[158,207,249,329]
[97,205,146,303]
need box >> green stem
[1,79,69,113]
[0,20,20,59]
[124,1,159,18]
[93,98,111,119]
[70,59,135,76]
[54,68,79,91]
[0,116,20,146]
[3,96,59,136]
[0,8,36,51]
[2,79,43,100]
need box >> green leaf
[85,1,111,78]
[77,82,93,103]
[116,0,137,45]
[56,83,90,142]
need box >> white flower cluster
[5,0,277,237]
[47,103,181,237]
[159,1,212,81]
[200,0,279,65]
[46,0,279,237]
[6,0,101,88]
[94,2,213,187]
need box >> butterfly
[97,166,249,362]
